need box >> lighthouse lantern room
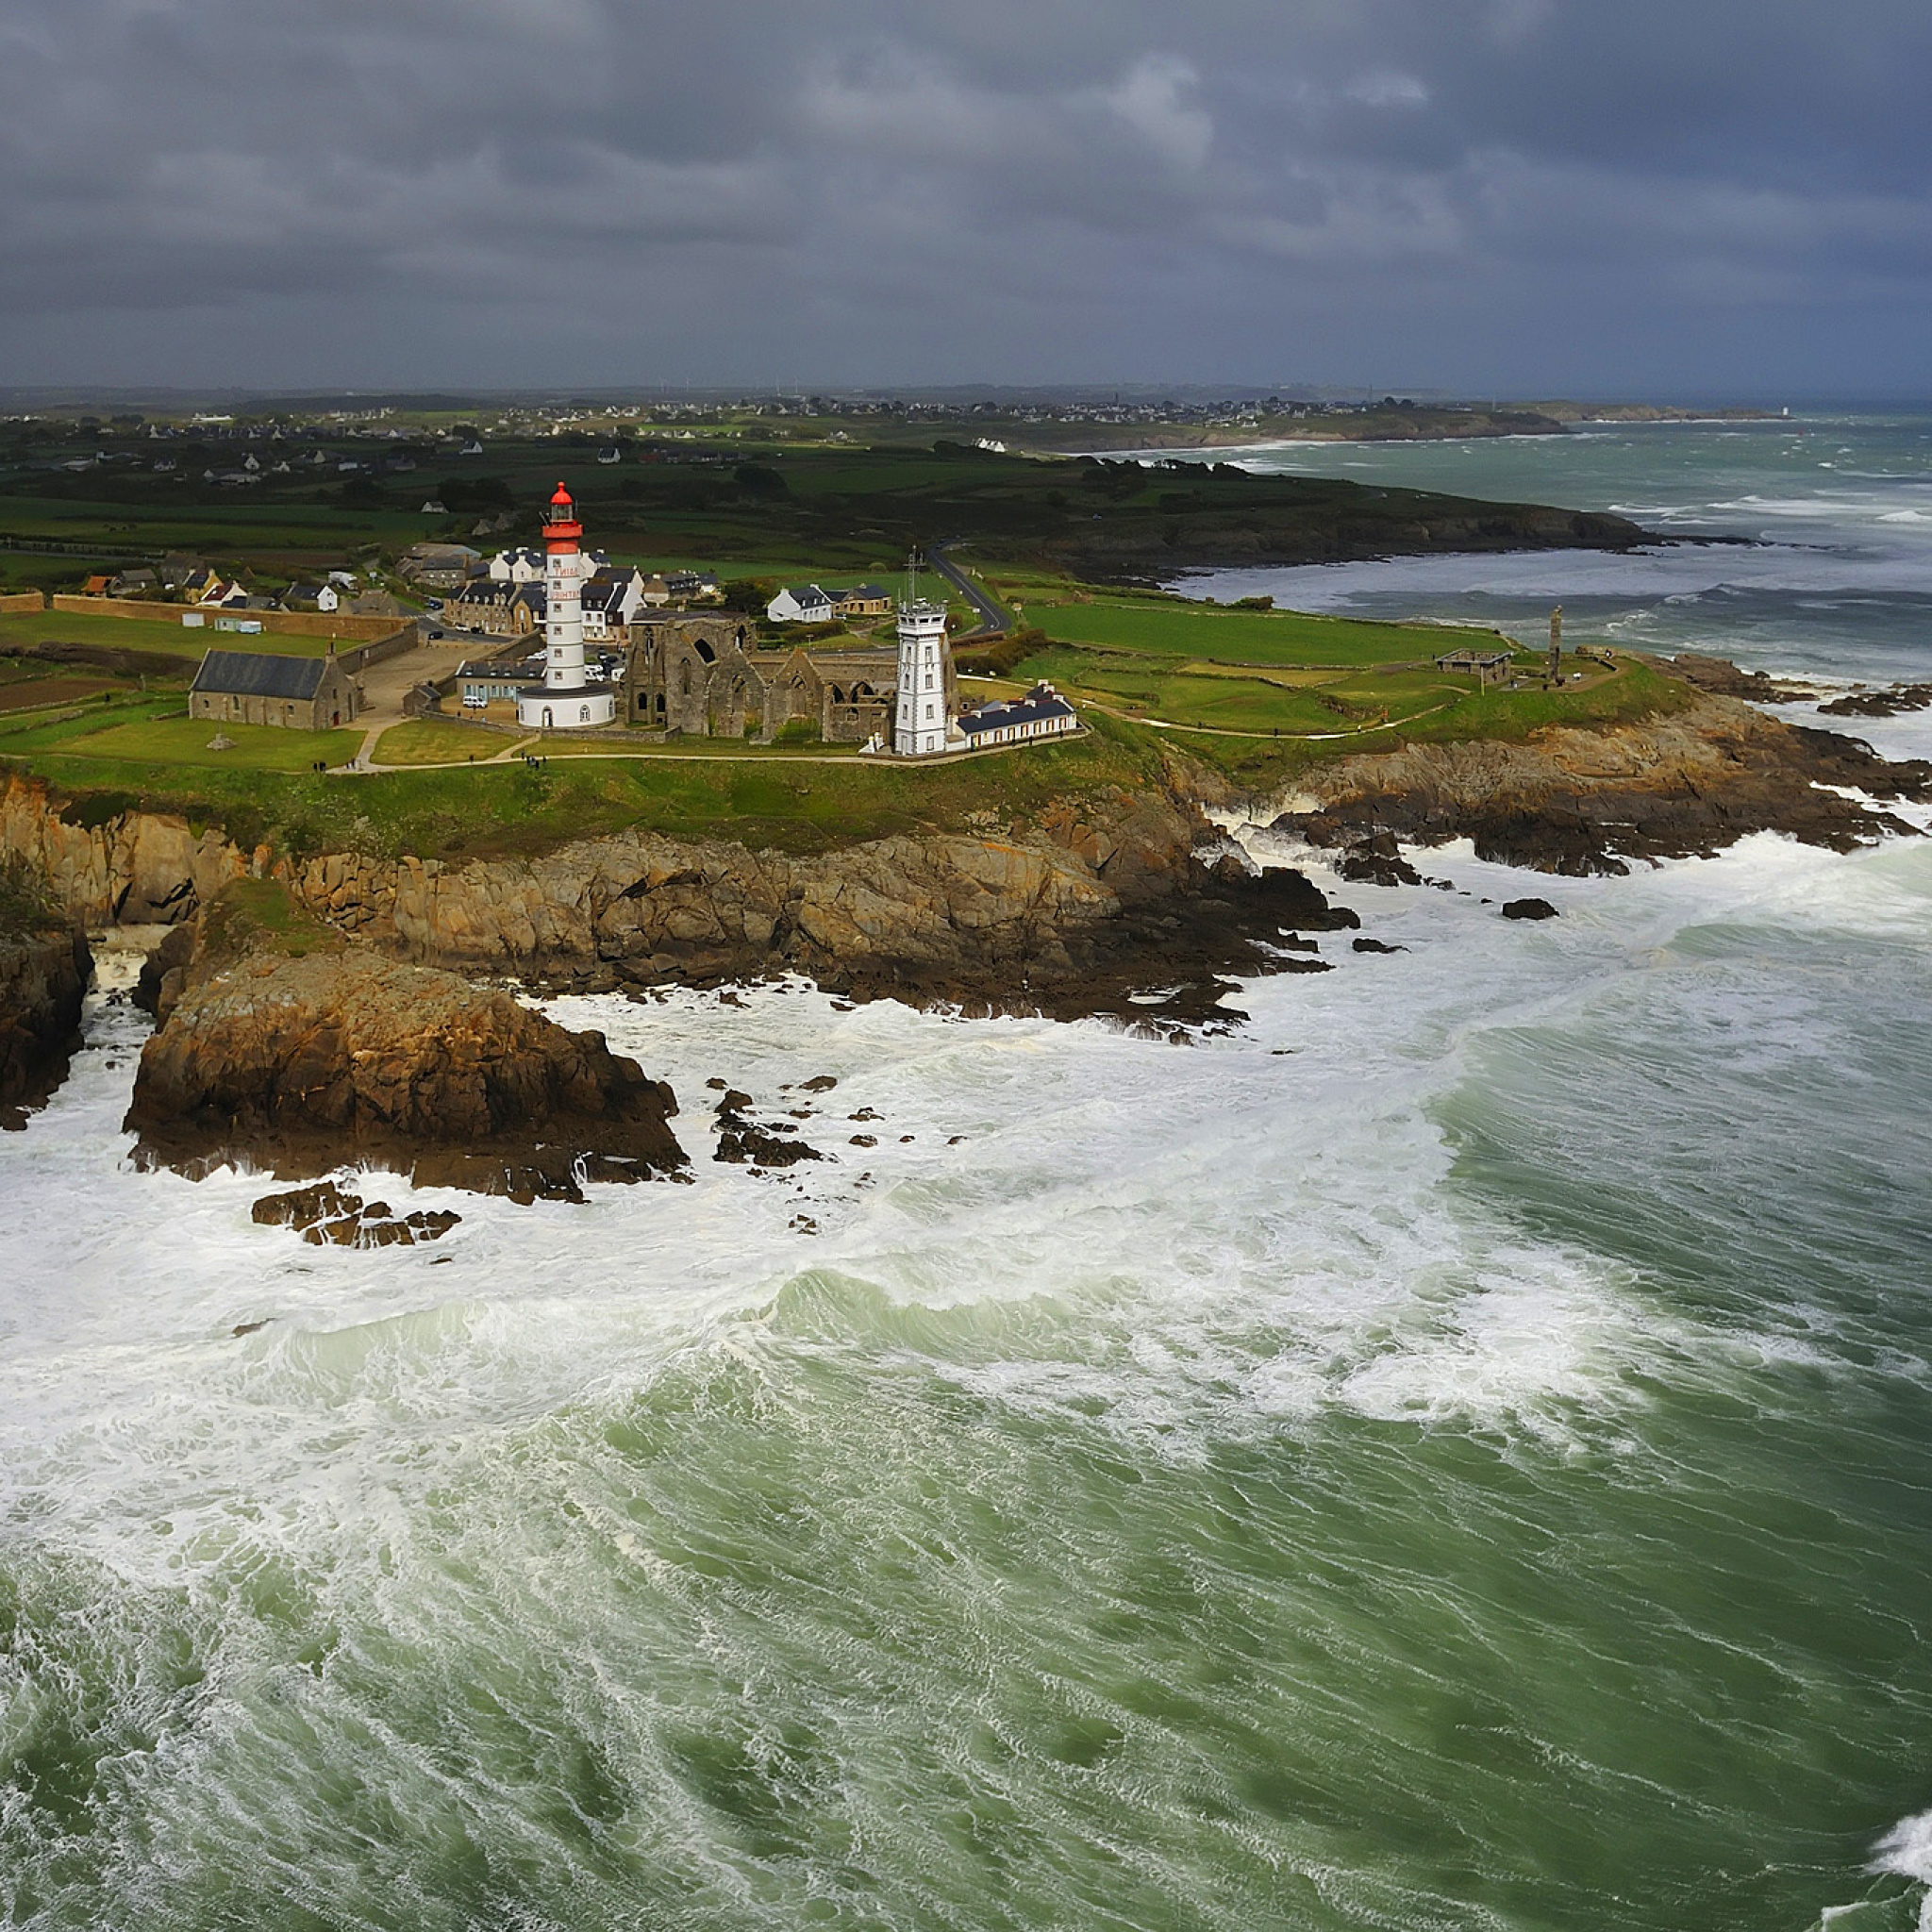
[515,483,617,730]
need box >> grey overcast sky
[2,0,1928,397]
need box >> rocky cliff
[125,926,686,1201]
[1265,691,1932,876]
[0,922,91,1128]
[0,774,1357,1025]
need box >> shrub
[734,464,788,499]
[956,626,1049,678]
[0,854,58,937]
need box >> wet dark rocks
[1668,654,1815,703]
[1502,898,1560,921]
[1332,830,1424,889]
[252,1180,462,1247]
[714,1090,825,1168]
[1818,683,1932,719]
[0,924,91,1130]
[1352,937,1408,953]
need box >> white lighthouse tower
[516,482,616,730]
[892,558,953,757]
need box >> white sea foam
[1870,1810,1932,1930]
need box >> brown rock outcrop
[1269,693,1932,876]
[0,924,92,1127]
[125,941,686,1201]
[0,774,245,926]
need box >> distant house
[663,569,722,605]
[444,579,543,636]
[957,682,1079,749]
[580,567,647,641]
[79,574,114,597]
[420,499,448,514]
[833,583,891,619]
[349,590,408,618]
[108,568,158,598]
[768,584,834,625]
[198,578,252,608]
[282,581,340,612]
[189,648,359,729]
[597,446,623,465]
[393,544,476,587]
[487,546,546,584]
[458,439,485,457]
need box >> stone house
[443,579,543,636]
[189,648,359,729]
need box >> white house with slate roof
[956,681,1078,749]
[767,584,834,625]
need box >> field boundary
[48,594,405,641]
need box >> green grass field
[1009,589,1477,668]
[0,701,362,772]
[2,710,1162,862]
[0,608,328,663]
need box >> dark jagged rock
[714,1091,824,1168]
[1272,694,1932,878]
[134,921,194,1020]
[1330,829,1424,889]
[0,922,91,1129]
[1502,899,1559,922]
[252,1180,462,1246]
[1352,937,1408,953]
[1668,653,1814,703]
[126,899,685,1201]
[1818,683,1932,719]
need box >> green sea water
[6,420,1932,1930]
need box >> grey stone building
[622,613,896,743]
[189,648,360,729]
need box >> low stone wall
[337,629,419,675]
[49,594,405,642]
[0,591,45,615]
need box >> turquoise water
[6,427,1932,1929]
[1174,410,1932,683]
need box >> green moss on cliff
[0,855,61,941]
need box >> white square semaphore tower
[516,482,617,730]
[892,575,953,757]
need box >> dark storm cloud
[1,0,1927,391]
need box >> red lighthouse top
[543,480,581,548]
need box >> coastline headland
[4,655,1928,1183]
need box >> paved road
[924,543,1010,639]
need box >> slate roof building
[767,584,835,624]
[189,648,359,729]
[956,682,1078,749]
